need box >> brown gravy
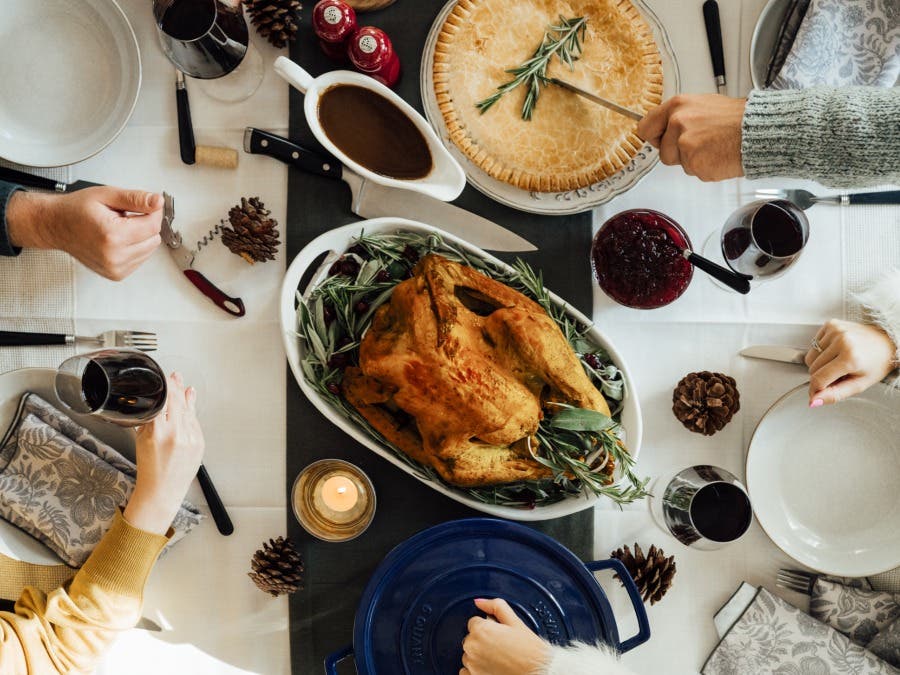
[318,84,433,180]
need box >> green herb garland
[295,230,649,508]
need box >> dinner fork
[755,188,900,210]
[776,568,819,595]
[0,330,158,352]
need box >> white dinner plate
[419,0,681,215]
[0,368,134,566]
[746,383,900,576]
[0,0,141,167]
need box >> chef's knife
[243,128,537,253]
[739,345,806,364]
[0,166,100,193]
[160,192,246,318]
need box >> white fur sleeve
[855,267,900,387]
[537,642,637,675]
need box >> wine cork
[195,145,238,169]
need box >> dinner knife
[703,0,727,94]
[739,345,806,364]
[175,69,196,165]
[546,78,643,121]
[0,166,99,193]
[243,128,537,253]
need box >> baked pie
[433,0,662,192]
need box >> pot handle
[584,559,651,653]
[275,55,315,93]
[324,645,355,674]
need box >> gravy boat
[274,56,466,202]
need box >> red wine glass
[55,349,167,426]
[153,0,264,102]
[649,465,752,550]
[720,199,809,281]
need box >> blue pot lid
[352,518,622,675]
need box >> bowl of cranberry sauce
[591,209,694,309]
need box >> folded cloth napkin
[764,0,812,87]
[0,393,202,567]
[769,0,900,89]
[811,578,900,666]
[703,585,899,674]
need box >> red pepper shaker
[312,0,357,62]
[347,26,401,88]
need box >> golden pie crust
[433,0,663,192]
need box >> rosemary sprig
[476,16,588,121]
[295,230,645,509]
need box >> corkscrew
[194,220,225,253]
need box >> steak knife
[0,166,99,193]
[243,128,537,253]
[740,345,806,364]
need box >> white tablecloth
[34,0,893,673]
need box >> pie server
[739,345,806,364]
[243,128,537,253]
[160,192,246,317]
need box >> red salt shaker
[347,26,401,88]
[312,0,357,62]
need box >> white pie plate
[419,0,681,215]
[0,368,134,566]
[279,218,642,521]
[746,383,900,577]
[0,0,141,167]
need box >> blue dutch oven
[325,518,651,674]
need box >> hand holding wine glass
[125,372,205,535]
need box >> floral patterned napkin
[769,0,900,89]
[703,587,899,674]
[810,578,900,667]
[0,393,202,567]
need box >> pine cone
[672,371,740,436]
[221,197,281,264]
[610,543,676,605]
[248,536,304,597]
[245,0,302,48]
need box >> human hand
[805,319,897,407]
[460,598,550,675]
[6,186,163,281]
[124,373,205,535]
[636,94,746,181]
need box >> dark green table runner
[285,3,595,672]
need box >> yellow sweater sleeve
[0,511,169,674]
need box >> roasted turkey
[342,254,611,487]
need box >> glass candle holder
[292,459,376,542]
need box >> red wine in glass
[721,199,809,280]
[652,465,752,549]
[154,0,249,80]
[56,350,167,426]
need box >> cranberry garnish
[376,269,391,282]
[354,301,369,314]
[584,353,601,369]
[328,353,349,369]
[326,382,341,395]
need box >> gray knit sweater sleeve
[741,87,900,188]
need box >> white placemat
[0,160,77,372]
[843,196,900,321]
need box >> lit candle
[319,475,359,512]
